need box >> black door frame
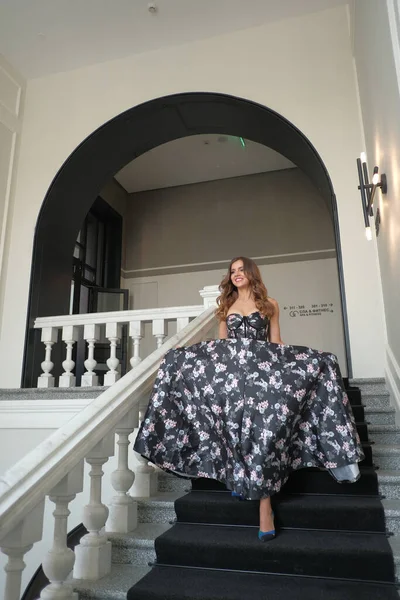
[22,92,352,386]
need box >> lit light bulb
[365,226,372,241]
[360,152,367,163]
[372,172,379,185]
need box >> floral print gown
[134,311,364,500]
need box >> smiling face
[230,260,249,289]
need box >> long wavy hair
[215,256,275,321]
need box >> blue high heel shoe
[231,491,246,501]
[258,512,276,542]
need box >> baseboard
[386,344,400,417]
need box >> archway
[22,92,351,386]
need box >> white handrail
[34,304,204,328]
[0,307,216,540]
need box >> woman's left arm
[268,298,284,344]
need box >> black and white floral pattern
[134,312,364,500]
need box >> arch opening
[22,92,351,386]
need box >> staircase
[69,378,400,599]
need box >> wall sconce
[357,152,387,240]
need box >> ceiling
[115,134,295,193]
[0,0,349,78]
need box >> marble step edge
[365,406,396,415]
[369,425,400,433]
[360,389,390,398]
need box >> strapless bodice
[226,311,269,341]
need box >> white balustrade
[81,324,100,387]
[176,316,190,332]
[1,287,220,599]
[73,435,114,580]
[37,327,58,388]
[152,318,166,349]
[40,462,84,600]
[106,407,139,533]
[104,323,122,386]
[131,402,158,497]
[129,320,143,368]
[0,501,45,600]
[59,326,80,388]
[33,287,220,389]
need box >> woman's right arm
[218,320,228,339]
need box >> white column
[106,407,139,533]
[104,322,122,386]
[199,284,220,309]
[37,327,58,388]
[129,320,143,368]
[40,462,84,600]
[81,324,100,387]
[152,319,166,349]
[59,325,80,388]
[73,434,114,580]
[0,501,45,600]
[176,317,190,332]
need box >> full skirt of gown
[134,338,364,500]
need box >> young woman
[134,257,364,541]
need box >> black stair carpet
[127,386,398,599]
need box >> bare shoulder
[268,297,279,308]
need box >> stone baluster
[152,319,166,349]
[0,500,45,600]
[132,402,158,497]
[106,407,139,533]
[81,324,100,387]
[104,323,122,386]
[37,327,58,388]
[73,434,115,580]
[59,325,80,388]
[129,320,143,368]
[176,316,190,332]
[40,462,84,599]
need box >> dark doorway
[22,92,351,386]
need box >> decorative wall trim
[386,344,400,415]
[122,249,337,279]
[0,399,91,428]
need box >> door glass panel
[85,217,98,268]
[79,285,90,314]
[96,291,126,312]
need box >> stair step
[371,444,400,469]
[382,499,400,534]
[137,492,182,524]
[378,470,400,499]
[361,392,391,408]
[158,473,191,494]
[127,565,399,600]
[175,491,385,532]
[155,524,395,582]
[108,523,171,565]
[369,425,400,444]
[73,564,150,599]
[365,407,397,425]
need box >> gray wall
[353,1,400,386]
[124,168,335,275]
